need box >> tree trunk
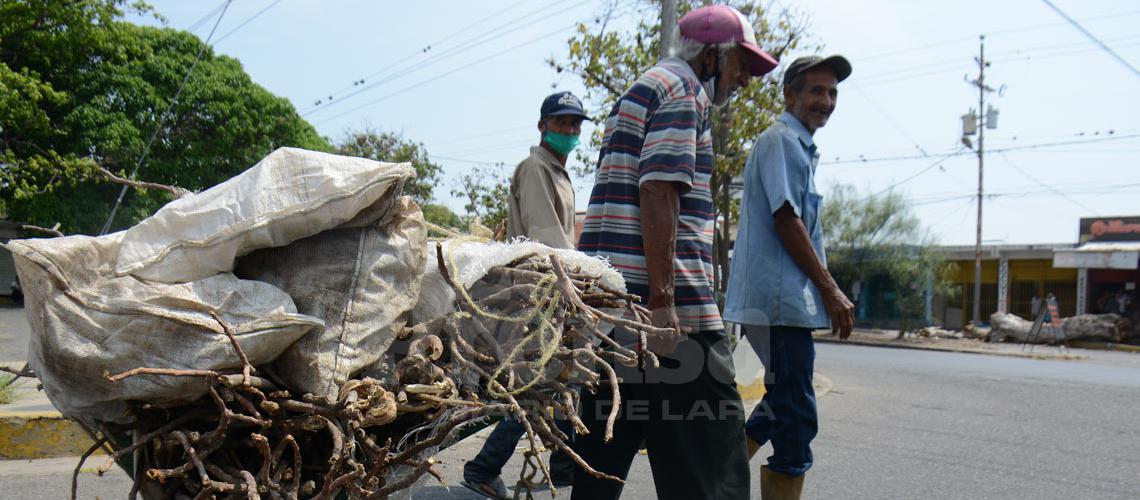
[709,108,733,311]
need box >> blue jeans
[743,325,817,477]
[464,417,576,483]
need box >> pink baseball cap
[678,5,778,76]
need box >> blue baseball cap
[540,91,588,120]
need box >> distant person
[724,53,855,499]
[503,91,587,248]
[462,91,587,498]
[1117,291,1132,316]
[1045,292,1057,323]
[1031,294,1041,317]
[1095,291,1112,314]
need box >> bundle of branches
[76,244,670,499]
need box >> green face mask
[543,131,580,156]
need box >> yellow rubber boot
[760,466,804,500]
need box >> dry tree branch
[98,167,192,198]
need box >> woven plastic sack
[7,233,322,426]
[234,197,428,398]
[412,238,626,324]
[114,147,415,283]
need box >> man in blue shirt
[724,54,855,499]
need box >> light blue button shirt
[724,111,829,329]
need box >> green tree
[822,183,958,337]
[334,128,442,206]
[1,0,328,235]
[549,0,811,305]
[451,164,510,237]
[421,203,464,231]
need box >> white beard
[701,76,717,104]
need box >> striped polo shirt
[577,57,721,333]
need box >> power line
[313,22,579,126]
[856,7,1140,62]
[304,0,534,110]
[100,0,235,236]
[855,33,1140,88]
[903,175,1140,203]
[430,124,535,147]
[314,0,587,116]
[850,83,929,157]
[186,0,229,33]
[999,154,1099,215]
[864,149,962,201]
[213,0,282,45]
[302,0,584,117]
[822,133,1140,165]
[430,154,507,165]
[1040,0,1140,79]
[990,39,1140,66]
[439,138,535,157]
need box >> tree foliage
[450,165,510,236]
[822,183,958,336]
[421,203,464,230]
[550,0,812,303]
[334,128,442,206]
[1,0,328,234]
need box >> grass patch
[0,373,15,404]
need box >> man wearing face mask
[462,91,586,500]
[504,91,587,248]
[723,55,854,500]
[573,5,776,500]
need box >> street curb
[813,336,1086,360]
[0,411,100,460]
[0,374,837,461]
[1068,340,1140,353]
[737,372,832,404]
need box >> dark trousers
[570,331,750,500]
[465,417,576,483]
[743,325,817,477]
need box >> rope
[439,238,564,398]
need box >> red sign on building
[1079,216,1140,243]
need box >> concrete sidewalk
[813,329,1089,360]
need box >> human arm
[640,179,683,354]
[773,203,854,339]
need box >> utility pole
[660,0,677,59]
[964,35,1000,325]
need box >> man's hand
[646,305,683,356]
[823,286,855,339]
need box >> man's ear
[537,119,547,134]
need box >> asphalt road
[3,336,1140,498]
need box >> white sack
[115,147,415,283]
[412,238,626,324]
[8,233,322,426]
[235,197,428,398]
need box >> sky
[128,0,1140,246]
